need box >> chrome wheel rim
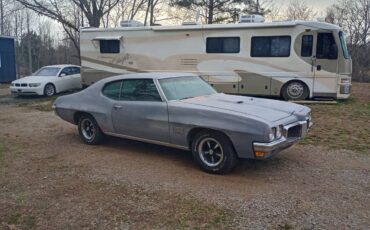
[287,82,304,99]
[81,118,96,140]
[45,84,55,96]
[198,138,224,167]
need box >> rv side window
[206,37,240,53]
[301,35,313,57]
[100,40,120,54]
[251,36,291,57]
[316,33,337,59]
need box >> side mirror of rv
[328,44,338,60]
[60,73,67,77]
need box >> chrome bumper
[253,120,311,158]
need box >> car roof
[42,64,80,68]
[102,72,199,82]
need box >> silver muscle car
[53,73,312,174]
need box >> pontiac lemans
[53,73,312,174]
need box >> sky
[274,0,336,12]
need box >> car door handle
[113,105,123,109]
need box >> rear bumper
[253,120,311,158]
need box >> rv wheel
[282,81,309,100]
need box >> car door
[110,79,170,143]
[70,67,82,89]
[58,67,74,92]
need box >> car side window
[102,80,122,100]
[120,79,162,101]
[71,67,80,74]
[60,67,73,76]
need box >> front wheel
[282,81,309,100]
[44,83,56,97]
[78,114,104,145]
[192,131,238,174]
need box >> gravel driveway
[0,85,369,229]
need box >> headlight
[11,83,15,86]
[269,127,276,141]
[269,126,283,141]
[276,125,283,139]
[29,83,41,87]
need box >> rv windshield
[339,31,350,59]
[159,76,217,101]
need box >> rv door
[311,31,339,98]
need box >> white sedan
[10,65,82,96]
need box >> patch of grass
[162,194,233,229]
[0,140,9,163]
[0,84,10,89]
[300,96,370,153]
[17,96,56,111]
[7,213,36,229]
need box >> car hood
[181,93,309,122]
[12,76,56,84]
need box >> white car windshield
[34,67,61,76]
[159,76,217,101]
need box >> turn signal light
[255,151,266,157]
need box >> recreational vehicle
[80,20,352,100]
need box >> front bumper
[253,120,311,158]
[10,86,44,96]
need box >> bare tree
[286,0,317,21]
[326,0,370,82]
[15,0,121,58]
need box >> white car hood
[13,76,57,84]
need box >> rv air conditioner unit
[120,20,144,27]
[239,15,265,23]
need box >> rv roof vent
[120,20,144,27]
[182,21,199,26]
[239,14,265,23]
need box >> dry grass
[300,82,370,153]
[0,84,10,89]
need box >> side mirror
[60,73,67,77]
[328,44,338,59]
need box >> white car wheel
[44,83,55,97]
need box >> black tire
[44,83,56,97]
[282,81,309,100]
[78,114,104,145]
[191,130,238,174]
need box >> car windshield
[33,67,61,76]
[159,76,217,101]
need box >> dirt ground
[0,83,369,229]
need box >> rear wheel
[44,83,55,97]
[282,81,309,100]
[78,114,104,145]
[192,131,238,174]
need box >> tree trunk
[26,12,32,74]
[0,0,3,35]
[208,0,214,24]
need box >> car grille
[287,125,302,138]
[14,83,28,87]
[284,121,309,139]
